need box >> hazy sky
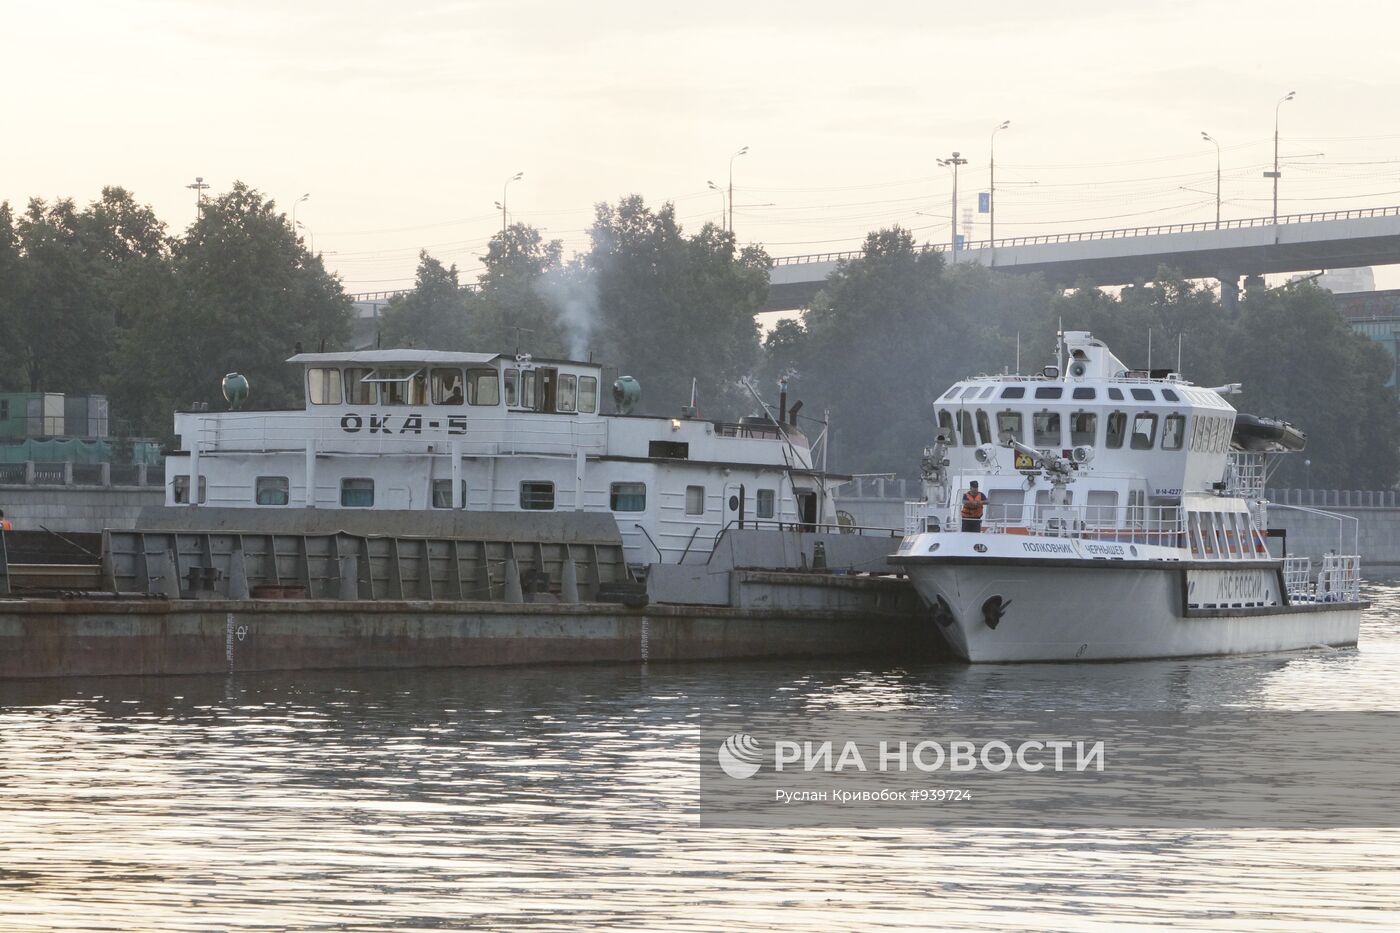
[7,0,1400,293]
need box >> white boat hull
[893,535,1362,662]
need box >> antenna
[1147,328,1152,371]
[1177,332,1183,374]
[1015,331,1021,373]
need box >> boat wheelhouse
[163,350,836,567]
[890,330,1363,662]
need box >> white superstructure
[163,350,837,567]
[890,331,1363,662]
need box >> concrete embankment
[0,587,938,679]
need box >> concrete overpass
[765,205,1400,311]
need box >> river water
[3,585,1400,931]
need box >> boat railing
[1281,556,1312,599]
[1225,452,1267,499]
[1283,553,1362,603]
[965,502,1185,544]
[180,411,610,458]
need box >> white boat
[162,349,841,569]
[889,331,1364,662]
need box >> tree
[0,203,20,391]
[379,251,471,349]
[470,224,570,357]
[586,196,768,417]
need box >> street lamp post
[501,172,524,234]
[186,176,210,218]
[1266,91,1295,224]
[727,146,748,234]
[706,181,727,228]
[937,151,969,258]
[296,221,314,255]
[990,120,1010,246]
[1200,133,1220,228]
[292,193,310,239]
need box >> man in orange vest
[0,510,11,531]
[960,481,987,532]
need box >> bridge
[765,205,1400,311]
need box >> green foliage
[469,224,569,357]
[379,251,471,349]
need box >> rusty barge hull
[0,596,934,679]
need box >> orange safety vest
[0,519,11,531]
[961,490,987,520]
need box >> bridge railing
[767,204,1400,268]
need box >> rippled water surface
[4,585,1400,930]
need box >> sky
[6,0,1400,295]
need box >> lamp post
[186,176,210,218]
[706,180,727,228]
[727,146,748,234]
[292,192,310,239]
[501,171,523,234]
[937,151,969,259]
[990,120,1010,246]
[296,221,314,255]
[1200,133,1220,228]
[1266,91,1295,224]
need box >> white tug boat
[891,331,1364,662]
[162,349,836,568]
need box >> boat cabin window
[520,370,537,409]
[686,485,705,515]
[255,476,289,506]
[1033,411,1061,447]
[987,488,1023,522]
[960,386,981,399]
[1000,386,1026,399]
[756,488,776,519]
[1106,411,1127,448]
[173,475,206,504]
[307,368,342,405]
[975,410,992,445]
[344,368,375,405]
[649,440,689,459]
[520,481,554,510]
[1131,413,1158,449]
[978,386,996,399]
[432,479,467,509]
[1034,386,1063,400]
[340,478,374,508]
[957,411,975,445]
[504,369,519,406]
[1162,389,1180,402]
[1131,388,1155,402]
[376,368,428,406]
[467,369,500,406]
[579,376,598,413]
[1072,387,1095,400]
[1085,490,1119,525]
[996,410,1023,444]
[431,368,465,405]
[941,386,961,400]
[1070,411,1097,446]
[1107,388,1124,401]
[610,482,646,512]
[1162,413,1186,450]
[557,374,577,412]
[938,410,957,445]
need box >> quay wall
[0,597,940,679]
[0,485,163,533]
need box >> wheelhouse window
[432,479,467,509]
[557,374,577,412]
[1034,386,1063,400]
[941,386,961,400]
[1070,412,1097,446]
[255,476,289,506]
[578,376,598,413]
[431,368,465,405]
[1162,414,1186,451]
[1131,413,1158,450]
[307,368,342,405]
[467,369,500,406]
[996,411,1023,445]
[1032,411,1061,447]
[1162,389,1180,402]
[1130,388,1155,402]
[937,410,958,445]
[340,478,374,507]
[610,482,646,512]
[975,410,992,446]
[173,475,206,504]
[756,489,776,519]
[520,481,554,510]
[344,368,375,405]
[504,369,519,406]
[960,386,981,399]
[376,368,427,406]
[1106,411,1127,448]
[520,371,537,409]
[1107,388,1124,401]
[1000,386,1026,399]
[685,485,705,515]
[1071,387,1095,400]
[957,411,976,446]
